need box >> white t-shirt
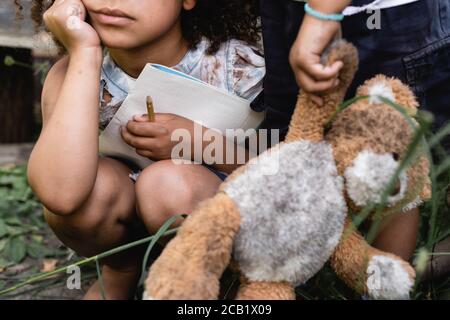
[294,0,421,16]
[343,0,420,16]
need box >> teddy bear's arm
[330,217,416,299]
[285,40,359,143]
[144,192,241,300]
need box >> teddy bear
[143,40,431,300]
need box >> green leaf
[4,217,22,226]
[0,239,7,252]
[3,55,15,67]
[0,175,15,186]
[0,257,13,269]
[31,235,44,243]
[0,220,7,238]
[27,241,48,259]
[4,236,27,263]
[5,225,25,236]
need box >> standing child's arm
[289,0,351,100]
[27,0,102,214]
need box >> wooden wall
[0,47,35,143]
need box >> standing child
[258,0,450,263]
[26,0,264,299]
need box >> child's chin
[99,35,140,50]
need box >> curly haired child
[21,0,265,299]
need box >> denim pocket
[439,0,450,36]
[403,35,450,129]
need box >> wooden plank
[0,33,33,49]
[0,32,58,57]
[0,2,58,57]
[0,143,34,166]
[0,1,34,34]
[0,46,35,143]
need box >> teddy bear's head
[325,75,431,217]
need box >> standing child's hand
[43,0,100,53]
[121,113,196,161]
[289,15,344,104]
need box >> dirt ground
[1,233,94,300]
[0,144,92,300]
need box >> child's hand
[43,0,100,53]
[289,15,344,104]
[121,113,196,161]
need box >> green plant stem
[435,158,450,177]
[426,148,439,249]
[428,122,450,148]
[95,258,106,300]
[0,229,178,296]
[325,95,369,130]
[139,214,185,286]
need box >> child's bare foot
[83,264,141,300]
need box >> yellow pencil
[146,95,155,122]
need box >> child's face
[82,0,196,49]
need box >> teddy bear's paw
[144,267,220,300]
[366,255,415,300]
[142,290,154,300]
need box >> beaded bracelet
[304,3,345,22]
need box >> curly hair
[15,0,261,54]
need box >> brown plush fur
[285,41,359,143]
[325,80,431,218]
[357,76,419,117]
[145,192,241,299]
[330,218,415,294]
[236,280,295,300]
[145,40,431,300]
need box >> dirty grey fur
[225,141,347,285]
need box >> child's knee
[135,161,215,230]
[136,161,198,205]
[44,203,131,258]
[45,158,131,217]
[44,203,106,243]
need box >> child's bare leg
[135,160,222,235]
[43,157,144,300]
[371,208,420,261]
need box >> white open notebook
[99,64,265,169]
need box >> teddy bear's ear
[356,75,419,117]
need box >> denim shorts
[105,155,229,182]
[203,164,229,181]
[127,163,228,182]
[257,0,450,148]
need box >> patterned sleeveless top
[98,38,266,130]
